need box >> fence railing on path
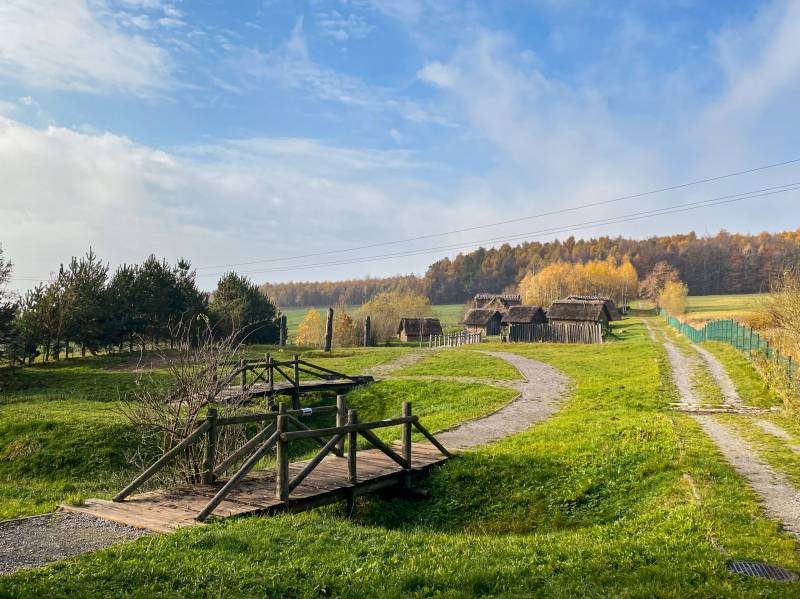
[662,310,798,391]
[507,322,603,344]
[429,332,482,348]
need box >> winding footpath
[646,319,800,537]
[437,351,568,449]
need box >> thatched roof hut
[501,305,547,325]
[565,295,622,321]
[473,293,522,311]
[462,309,503,335]
[547,300,610,325]
[397,317,443,342]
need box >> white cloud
[237,17,451,125]
[0,0,171,95]
[0,116,477,289]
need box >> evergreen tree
[210,272,279,343]
[0,245,16,359]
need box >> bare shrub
[764,269,800,357]
[119,317,253,486]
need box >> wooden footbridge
[212,355,374,408]
[62,399,450,532]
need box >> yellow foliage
[333,308,359,348]
[360,291,432,344]
[658,280,689,315]
[519,257,639,307]
[295,309,324,347]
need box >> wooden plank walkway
[61,442,446,533]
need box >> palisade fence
[429,332,482,348]
[662,310,798,391]
[508,322,603,344]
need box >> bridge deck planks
[61,442,446,533]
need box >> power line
[195,156,800,271]
[196,181,800,277]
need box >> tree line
[0,246,280,365]
[259,229,800,306]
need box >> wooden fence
[429,332,482,348]
[508,322,603,344]
[113,397,450,522]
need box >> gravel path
[648,318,800,537]
[436,351,569,449]
[0,512,147,575]
[690,345,742,406]
[692,415,800,536]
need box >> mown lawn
[0,349,509,520]
[2,319,800,596]
[393,349,523,380]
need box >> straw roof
[397,317,443,335]
[565,295,621,320]
[547,301,609,322]
[501,306,547,325]
[462,309,502,326]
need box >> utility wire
[195,157,800,271]
[197,181,800,277]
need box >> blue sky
[1,0,799,291]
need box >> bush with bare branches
[119,317,254,486]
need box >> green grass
[0,400,137,519]
[698,341,780,408]
[3,319,800,596]
[393,349,523,380]
[245,345,411,378]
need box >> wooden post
[363,315,371,347]
[202,407,218,485]
[279,315,287,347]
[240,358,246,389]
[402,402,412,487]
[292,354,300,410]
[268,355,275,396]
[336,395,346,456]
[348,409,358,485]
[324,307,334,352]
[276,402,289,501]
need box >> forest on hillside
[261,229,800,307]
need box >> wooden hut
[397,317,443,342]
[547,300,610,332]
[501,305,548,326]
[463,309,503,336]
[472,293,522,312]
[565,295,622,321]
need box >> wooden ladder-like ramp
[62,400,449,533]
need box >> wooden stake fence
[507,322,603,344]
[429,332,482,348]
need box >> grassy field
[279,304,465,338]
[3,320,800,596]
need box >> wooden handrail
[114,420,211,502]
[280,415,417,442]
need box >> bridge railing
[113,397,450,522]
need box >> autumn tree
[657,280,689,314]
[295,308,324,347]
[519,257,639,307]
[640,261,682,300]
[360,291,433,344]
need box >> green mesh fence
[661,309,797,390]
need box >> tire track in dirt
[647,318,800,537]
